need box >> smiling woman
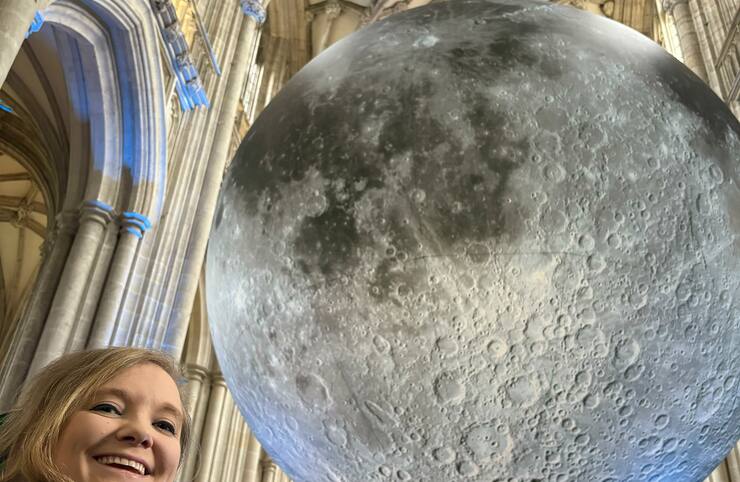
[0,347,192,482]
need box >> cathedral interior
[0,0,738,481]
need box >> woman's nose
[116,421,154,448]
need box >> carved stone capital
[325,0,342,20]
[184,363,209,382]
[305,10,316,24]
[211,372,227,387]
[10,204,29,229]
[662,0,689,15]
[241,0,267,24]
[359,10,372,26]
[119,211,152,239]
[392,0,410,14]
[559,0,611,16]
[601,0,614,18]
[55,210,79,236]
[79,200,114,227]
[39,228,56,257]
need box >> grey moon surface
[206,1,740,480]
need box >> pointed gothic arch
[43,0,168,219]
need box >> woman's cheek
[154,435,178,469]
[89,415,116,437]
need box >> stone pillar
[727,442,740,479]
[210,393,237,480]
[705,443,740,482]
[222,401,245,481]
[241,0,267,23]
[317,0,342,53]
[305,10,316,27]
[165,11,261,359]
[241,432,263,482]
[0,210,76,411]
[261,459,277,482]
[695,0,737,98]
[194,371,228,482]
[662,0,709,82]
[705,462,732,482]
[69,222,117,351]
[230,422,251,480]
[88,212,151,348]
[0,0,50,89]
[178,364,211,482]
[26,200,114,377]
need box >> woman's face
[52,362,185,482]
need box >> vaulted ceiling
[0,152,47,332]
[0,26,70,336]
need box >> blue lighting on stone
[122,211,153,230]
[153,1,211,111]
[175,78,210,111]
[0,99,12,113]
[122,211,152,237]
[86,199,114,213]
[241,0,266,24]
[25,11,45,38]
[125,226,144,239]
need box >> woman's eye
[155,421,177,435]
[92,403,121,415]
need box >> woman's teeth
[95,455,147,475]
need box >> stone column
[194,371,229,482]
[705,443,740,482]
[696,0,737,98]
[662,0,709,82]
[178,364,211,482]
[70,223,117,351]
[241,0,267,23]
[305,10,316,28]
[705,462,732,482]
[222,401,244,481]
[0,210,76,411]
[230,423,251,480]
[211,394,237,480]
[165,11,261,359]
[241,432,263,482]
[208,390,234,482]
[727,442,740,479]
[0,0,50,88]
[26,200,114,377]
[88,212,151,348]
[317,0,342,53]
[261,459,277,482]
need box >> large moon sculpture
[206,1,740,480]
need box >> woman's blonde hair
[0,347,192,482]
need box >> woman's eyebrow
[158,403,184,424]
[94,387,184,423]
[94,387,128,400]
